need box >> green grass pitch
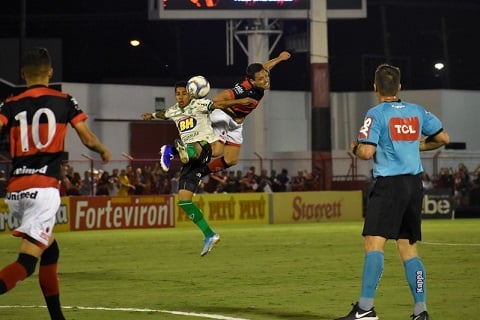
[0,219,479,319]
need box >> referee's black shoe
[411,311,429,320]
[334,302,378,320]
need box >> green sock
[178,200,214,237]
[186,143,198,159]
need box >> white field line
[0,305,251,320]
[422,241,480,247]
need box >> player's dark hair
[174,80,187,91]
[246,63,264,80]
[375,64,400,96]
[22,47,52,68]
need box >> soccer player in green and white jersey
[142,81,255,256]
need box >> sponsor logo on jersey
[389,117,419,141]
[233,83,245,95]
[359,117,373,139]
[13,165,48,176]
[6,190,39,200]
[177,116,197,132]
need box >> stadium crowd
[425,163,480,207]
[1,161,478,208]
[53,163,323,197]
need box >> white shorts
[210,109,243,146]
[5,187,60,248]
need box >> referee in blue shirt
[335,64,450,320]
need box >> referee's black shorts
[363,173,424,244]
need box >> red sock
[39,263,59,296]
[40,263,65,320]
[208,157,229,173]
[0,262,28,293]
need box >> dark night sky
[1,0,480,92]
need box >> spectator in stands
[224,171,240,193]
[257,168,273,193]
[80,170,96,196]
[457,163,470,183]
[275,168,290,192]
[453,168,470,207]
[126,164,135,195]
[291,170,307,192]
[96,171,111,196]
[155,171,171,194]
[142,166,156,195]
[304,169,320,191]
[66,172,82,196]
[240,166,258,192]
[133,167,146,195]
[208,170,227,193]
[118,169,135,196]
[108,168,120,196]
[437,167,454,194]
[421,172,434,191]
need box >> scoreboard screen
[149,0,366,20]
[164,0,309,10]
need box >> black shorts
[178,142,212,193]
[363,174,424,243]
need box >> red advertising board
[69,196,175,231]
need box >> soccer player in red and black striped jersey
[206,51,291,173]
[0,47,111,319]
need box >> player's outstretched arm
[73,121,111,163]
[263,51,291,71]
[142,110,166,120]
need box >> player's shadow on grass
[196,305,333,319]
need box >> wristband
[151,112,157,119]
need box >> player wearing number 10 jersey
[0,47,110,320]
[2,85,86,191]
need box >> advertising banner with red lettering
[421,188,452,219]
[0,197,71,234]
[70,196,175,231]
[175,193,270,227]
[271,191,363,223]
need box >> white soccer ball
[187,75,210,98]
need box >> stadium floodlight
[130,39,141,47]
[434,62,445,71]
